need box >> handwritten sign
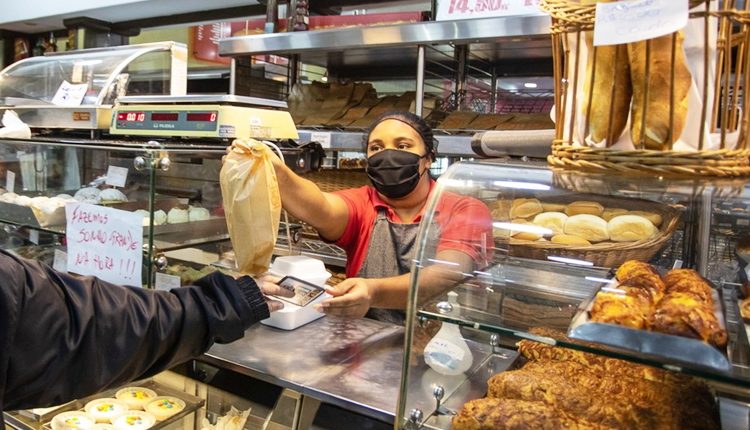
[593,0,689,46]
[436,0,545,21]
[5,171,15,193]
[65,202,143,287]
[51,80,88,107]
[105,165,129,188]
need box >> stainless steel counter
[200,316,518,425]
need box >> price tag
[51,80,88,107]
[310,131,332,149]
[594,0,689,46]
[53,249,68,272]
[65,202,143,287]
[155,272,182,291]
[436,0,545,21]
[29,229,40,245]
[105,165,129,188]
[5,171,15,193]
[738,219,749,227]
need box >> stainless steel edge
[297,129,477,156]
[116,94,288,109]
[219,16,551,57]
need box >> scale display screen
[113,110,219,132]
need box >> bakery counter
[193,316,516,427]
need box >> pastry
[144,396,185,421]
[616,260,660,282]
[74,187,102,204]
[629,31,691,149]
[741,297,750,323]
[607,215,657,242]
[188,206,210,222]
[51,412,96,430]
[153,210,167,226]
[15,195,32,206]
[452,398,586,430]
[84,399,128,423]
[601,208,628,221]
[509,198,543,219]
[627,210,663,226]
[532,212,567,235]
[541,202,566,212]
[167,207,189,224]
[550,234,591,246]
[115,386,157,410]
[111,411,156,430]
[590,291,651,329]
[563,214,609,242]
[582,33,632,145]
[652,292,727,348]
[564,201,604,217]
[664,269,714,305]
[100,188,128,203]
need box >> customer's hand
[314,277,375,319]
[254,274,294,312]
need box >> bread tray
[8,379,203,430]
[568,286,731,373]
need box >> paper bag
[220,139,281,275]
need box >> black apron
[358,208,439,325]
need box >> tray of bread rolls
[568,261,731,372]
[491,194,681,267]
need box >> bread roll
[512,231,543,241]
[629,31,691,150]
[582,36,632,145]
[509,198,543,219]
[532,212,567,235]
[564,214,609,242]
[551,234,592,246]
[564,201,604,217]
[541,202,566,212]
[602,208,628,221]
[608,215,657,242]
[627,210,662,226]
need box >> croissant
[664,269,714,305]
[590,292,651,329]
[616,260,660,283]
[652,293,727,348]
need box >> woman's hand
[314,277,376,318]
[254,274,294,312]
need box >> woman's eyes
[397,143,410,150]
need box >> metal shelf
[297,128,478,156]
[219,16,551,70]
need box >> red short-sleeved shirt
[333,181,494,277]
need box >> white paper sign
[65,202,143,287]
[51,80,88,107]
[436,0,545,21]
[155,272,182,291]
[105,165,129,188]
[5,171,15,193]
[310,131,332,149]
[53,249,68,272]
[593,0,689,46]
[29,229,39,245]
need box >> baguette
[629,31,691,150]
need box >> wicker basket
[541,0,750,177]
[502,194,681,267]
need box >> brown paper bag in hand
[220,139,281,275]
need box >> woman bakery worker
[262,111,493,323]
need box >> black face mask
[366,149,428,199]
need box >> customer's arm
[0,251,285,409]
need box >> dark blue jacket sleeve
[0,250,269,410]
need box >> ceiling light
[524,82,538,89]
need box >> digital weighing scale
[110,95,299,140]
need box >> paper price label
[155,272,182,291]
[310,132,332,149]
[51,80,88,107]
[105,165,129,188]
[436,0,545,21]
[593,0,689,46]
[5,171,15,193]
[29,230,40,245]
[53,249,68,272]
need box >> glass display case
[397,161,750,429]
[0,137,228,288]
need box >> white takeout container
[261,256,332,330]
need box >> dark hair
[363,111,437,160]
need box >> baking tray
[12,379,203,430]
[568,284,732,373]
